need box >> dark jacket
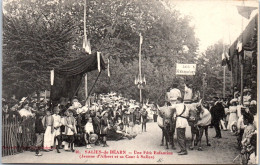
[210,102,225,123]
[35,112,45,133]
[100,117,109,135]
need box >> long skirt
[43,126,54,149]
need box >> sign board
[176,63,196,75]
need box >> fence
[2,116,36,157]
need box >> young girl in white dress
[227,99,238,132]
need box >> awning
[229,14,258,60]
[50,52,106,102]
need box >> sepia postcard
[1,0,259,164]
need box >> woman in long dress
[227,100,238,132]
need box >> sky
[171,0,258,52]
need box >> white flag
[50,69,54,85]
[107,58,110,77]
[97,52,101,72]
[140,33,143,45]
[83,37,92,54]
[236,39,243,52]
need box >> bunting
[236,39,243,52]
[107,58,110,77]
[97,52,101,72]
[50,69,54,85]
[236,6,257,19]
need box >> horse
[157,105,176,150]
[187,102,211,151]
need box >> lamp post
[135,33,146,103]
[135,75,146,103]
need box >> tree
[193,40,232,99]
[3,2,78,98]
[3,0,199,102]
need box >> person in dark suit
[210,97,225,138]
[141,108,148,132]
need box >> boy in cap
[64,109,76,152]
[84,117,94,149]
[52,106,62,153]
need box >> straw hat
[250,100,257,105]
[89,134,98,144]
[101,110,108,116]
[230,98,238,104]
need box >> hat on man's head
[101,110,108,116]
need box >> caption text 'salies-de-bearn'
[77,149,173,159]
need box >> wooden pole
[139,33,142,103]
[240,1,244,105]
[223,66,226,98]
[83,0,89,106]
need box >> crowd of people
[163,83,257,164]
[208,95,257,164]
[2,93,156,156]
[2,87,257,164]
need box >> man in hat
[52,106,62,153]
[134,107,142,134]
[141,107,148,132]
[210,97,225,138]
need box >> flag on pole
[221,52,230,66]
[143,75,146,85]
[236,6,257,19]
[107,58,110,77]
[50,69,54,85]
[140,33,143,45]
[236,39,243,52]
[97,51,101,72]
[83,38,92,54]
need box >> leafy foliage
[5,0,227,103]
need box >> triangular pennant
[107,58,110,77]
[236,39,243,52]
[236,6,257,19]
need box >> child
[100,111,110,147]
[52,106,62,153]
[42,109,54,151]
[84,117,94,149]
[64,109,76,152]
[34,106,45,156]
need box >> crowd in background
[205,93,257,164]
[2,92,156,156]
